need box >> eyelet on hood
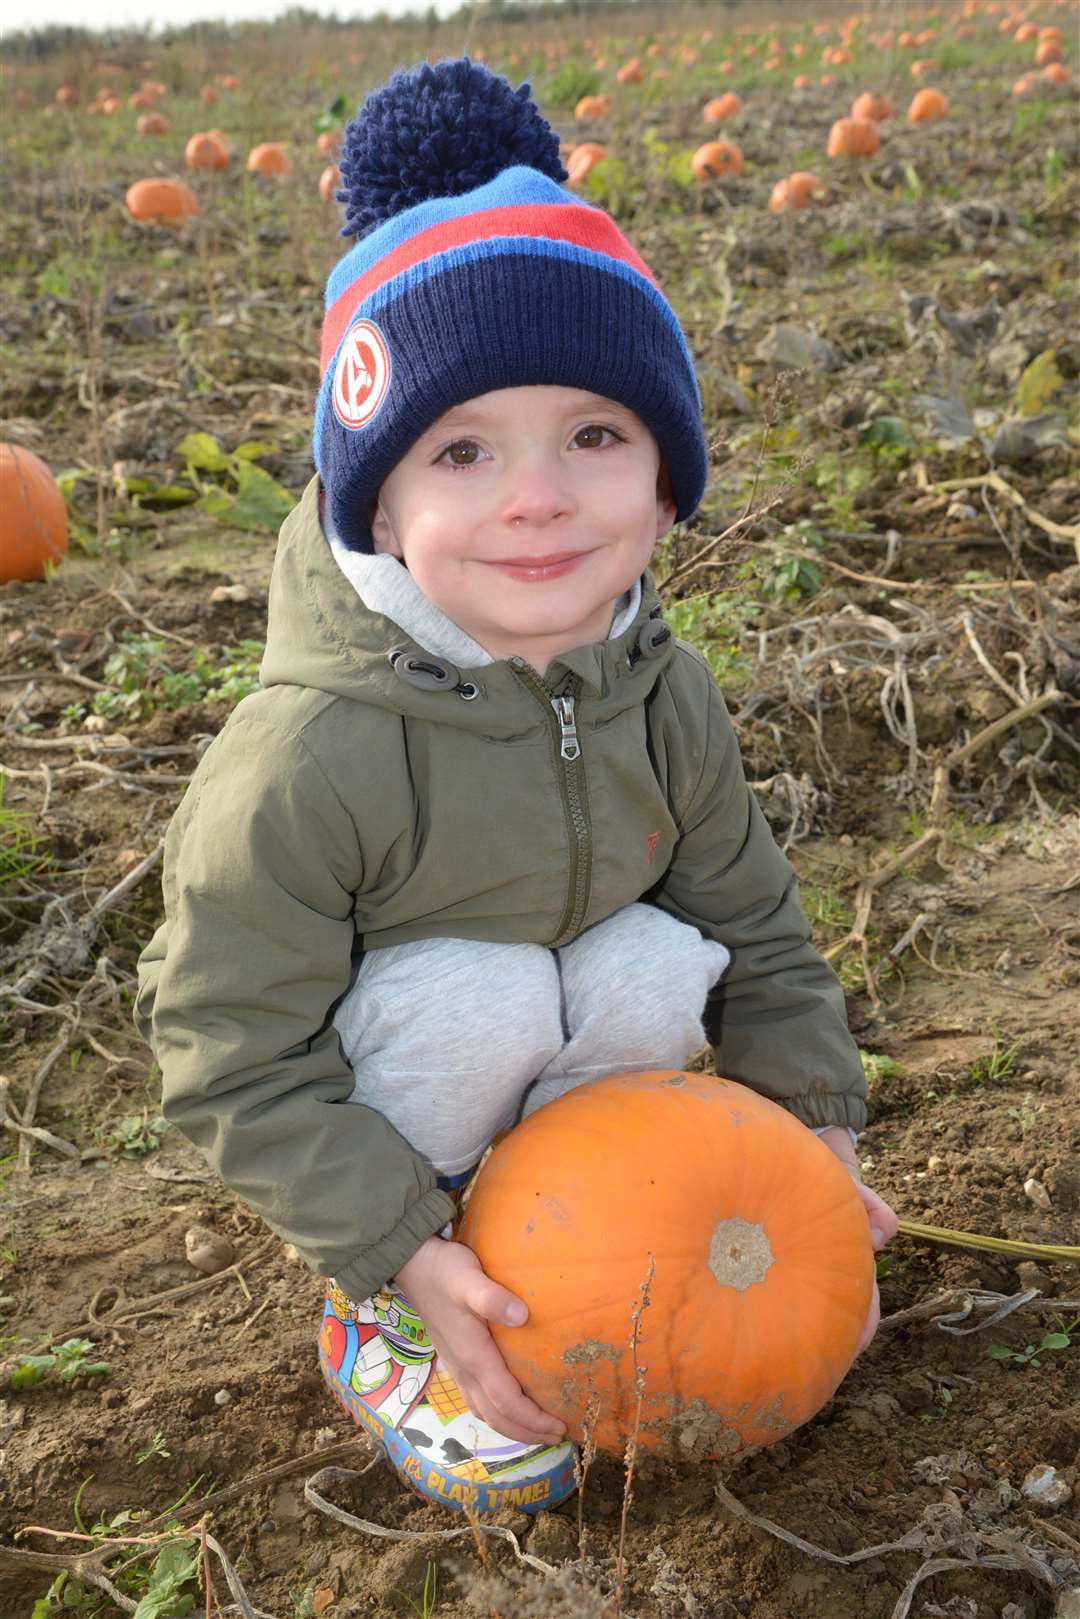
[388,649,479,700]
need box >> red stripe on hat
[320,203,662,377]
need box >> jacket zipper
[510,661,592,946]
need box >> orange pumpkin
[691,139,743,181]
[0,444,70,583]
[55,84,79,106]
[851,91,894,120]
[1041,61,1071,83]
[125,178,200,224]
[457,1071,874,1460]
[206,128,234,157]
[792,74,814,89]
[220,74,241,90]
[770,170,827,212]
[827,116,881,157]
[128,87,157,108]
[908,86,949,122]
[136,111,169,135]
[1014,21,1038,42]
[200,84,218,106]
[317,129,341,157]
[1035,38,1063,64]
[565,141,608,185]
[246,142,291,178]
[616,57,644,85]
[185,132,229,170]
[1012,73,1040,95]
[574,93,611,121]
[703,92,743,122]
[910,58,937,77]
[318,163,341,202]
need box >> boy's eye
[440,427,625,466]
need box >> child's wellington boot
[318,1280,578,1514]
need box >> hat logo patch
[332,318,391,430]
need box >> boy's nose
[500,464,575,529]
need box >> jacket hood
[259,474,676,735]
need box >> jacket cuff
[330,1186,458,1302]
[781,1092,867,1135]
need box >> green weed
[68,633,264,725]
[0,773,53,888]
[664,588,759,687]
[10,1338,109,1392]
[968,1029,1023,1088]
[30,1473,207,1618]
[95,1110,170,1160]
[989,1312,1080,1371]
[1006,1092,1039,1137]
[860,1051,902,1087]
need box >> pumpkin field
[2,0,1079,1614]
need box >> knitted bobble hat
[315,56,708,552]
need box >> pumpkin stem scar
[708,1217,774,1290]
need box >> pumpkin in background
[574,93,610,120]
[851,91,894,121]
[1041,62,1071,84]
[185,132,229,170]
[616,57,644,85]
[0,444,70,583]
[457,1071,873,1461]
[703,91,743,122]
[318,163,341,202]
[770,170,827,212]
[247,142,291,178]
[908,87,949,123]
[136,111,170,136]
[691,139,744,181]
[125,178,200,224]
[827,116,881,157]
[565,142,608,186]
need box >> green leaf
[132,1543,199,1619]
[987,1344,1014,1360]
[232,440,276,461]
[1040,1331,1070,1350]
[219,461,296,532]
[11,1359,51,1389]
[139,483,199,507]
[195,490,234,516]
[861,415,913,450]
[1015,348,1063,418]
[177,432,228,472]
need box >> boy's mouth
[487,551,590,581]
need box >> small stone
[281,1243,302,1264]
[129,1394,153,1413]
[928,1155,946,1172]
[209,583,250,604]
[83,714,109,733]
[184,1225,236,1275]
[1055,1588,1080,1619]
[838,833,854,847]
[1021,1463,1072,1508]
[213,1388,232,1407]
[1023,1178,1052,1212]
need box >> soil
[2,9,1079,1619]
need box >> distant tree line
[5,0,733,60]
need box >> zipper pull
[551,694,580,762]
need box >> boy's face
[368,386,678,674]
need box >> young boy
[134,57,897,1515]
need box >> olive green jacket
[134,474,867,1300]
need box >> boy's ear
[655,462,677,538]
[369,496,403,558]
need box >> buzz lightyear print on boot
[318,1282,579,1514]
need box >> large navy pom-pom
[337,56,567,240]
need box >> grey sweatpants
[333,902,730,1178]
